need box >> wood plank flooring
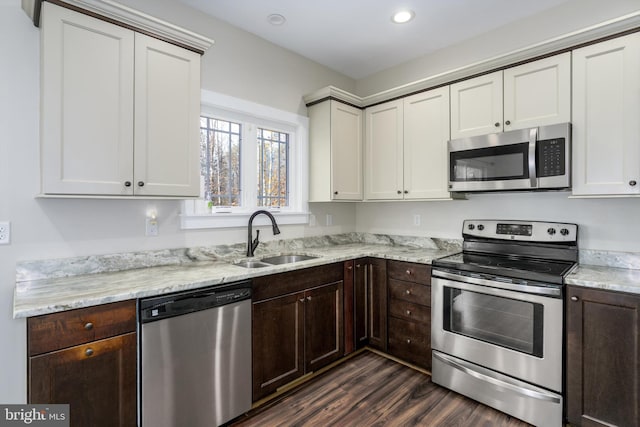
[231,351,531,426]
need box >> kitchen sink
[233,260,272,269]
[260,254,318,265]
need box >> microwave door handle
[528,127,538,187]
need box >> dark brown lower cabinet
[566,285,640,427]
[353,258,387,351]
[27,300,137,427]
[252,263,344,401]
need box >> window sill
[180,211,310,229]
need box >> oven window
[450,143,529,181]
[443,287,544,357]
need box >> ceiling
[179,0,573,79]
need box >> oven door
[431,271,563,392]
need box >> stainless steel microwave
[448,123,571,192]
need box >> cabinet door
[367,258,388,351]
[305,282,344,373]
[134,34,201,197]
[354,260,368,349]
[450,71,503,139]
[29,333,137,427]
[365,100,404,200]
[503,53,571,131]
[40,3,135,196]
[572,33,640,196]
[566,286,640,426]
[331,102,363,200]
[252,292,305,401]
[403,87,451,199]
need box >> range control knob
[560,228,570,236]
[547,228,556,235]
[477,224,484,231]
[468,224,475,230]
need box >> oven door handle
[528,127,538,188]
[433,269,561,297]
[433,351,561,404]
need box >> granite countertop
[13,233,460,318]
[566,264,640,295]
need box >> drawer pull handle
[406,310,411,316]
[406,339,411,344]
[84,322,94,331]
[85,348,94,357]
[405,290,411,295]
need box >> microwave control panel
[537,139,565,177]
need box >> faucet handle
[251,229,261,253]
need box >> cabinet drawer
[388,317,430,368]
[388,279,431,306]
[253,263,343,302]
[387,260,431,285]
[389,299,430,324]
[28,300,136,356]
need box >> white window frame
[181,89,309,229]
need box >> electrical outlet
[0,221,10,245]
[413,214,421,226]
[326,214,333,226]
[145,217,158,237]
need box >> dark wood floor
[231,351,531,426]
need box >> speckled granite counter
[13,233,460,318]
[567,266,640,295]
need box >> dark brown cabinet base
[566,285,640,427]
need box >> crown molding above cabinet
[21,0,214,53]
[304,11,640,109]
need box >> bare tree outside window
[257,128,289,207]
[200,117,241,206]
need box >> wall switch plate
[0,221,10,244]
[145,217,158,236]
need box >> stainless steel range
[431,220,578,427]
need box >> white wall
[356,193,640,252]
[0,0,356,403]
[356,0,640,96]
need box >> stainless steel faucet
[247,210,281,257]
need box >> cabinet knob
[505,120,511,125]
[307,296,312,301]
[570,296,579,302]
[299,298,305,303]
[138,181,145,187]
[334,191,338,195]
[406,339,411,344]
[84,322,93,331]
[630,180,637,187]
[405,289,411,295]
[406,310,411,316]
[406,269,412,275]
[397,190,402,194]
[494,122,500,127]
[404,190,408,194]
[347,265,353,271]
[85,348,94,357]
[356,264,361,268]
[124,181,132,187]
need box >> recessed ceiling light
[267,13,286,26]
[392,10,415,24]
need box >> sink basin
[261,254,318,265]
[233,260,271,269]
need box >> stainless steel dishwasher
[139,280,252,427]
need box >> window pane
[200,117,241,207]
[257,127,289,207]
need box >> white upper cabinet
[571,33,640,196]
[365,100,404,200]
[403,87,451,200]
[308,100,363,201]
[134,34,201,197]
[450,54,571,139]
[450,71,503,138]
[40,3,202,197]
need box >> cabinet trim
[24,0,214,54]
